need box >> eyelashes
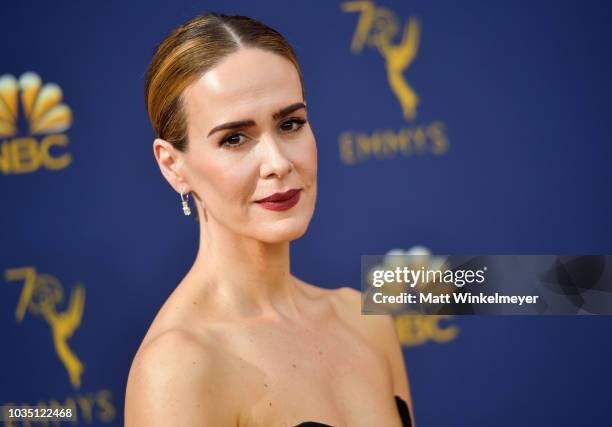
[279,117,307,133]
[219,117,307,149]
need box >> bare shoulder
[124,328,239,427]
[331,287,413,412]
[295,282,393,347]
[331,286,396,345]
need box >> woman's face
[179,48,317,244]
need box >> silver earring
[180,192,191,216]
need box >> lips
[255,188,301,203]
[255,188,301,211]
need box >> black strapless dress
[293,395,412,427]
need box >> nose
[258,135,293,179]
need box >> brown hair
[145,12,306,152]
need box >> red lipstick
[255,188,301,211]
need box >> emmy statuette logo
[339,1,450,165]
[2,266,117,424]
[342,0,421,120]
[5,267,85,389]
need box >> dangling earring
[180,192,191,216]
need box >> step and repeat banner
[2,1,611,426]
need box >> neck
[188,212,300,319]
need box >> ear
[153,138,189,193]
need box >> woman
[125,12,415,427]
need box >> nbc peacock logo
[0,71,73,174]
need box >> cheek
[293,135,318,181]
[188,151,255,206]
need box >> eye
[220,133,247,149]
[279,117,306,133]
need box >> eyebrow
[207,102,307,137]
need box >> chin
[253,216,311,244]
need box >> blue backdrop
[1,1,611,426]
